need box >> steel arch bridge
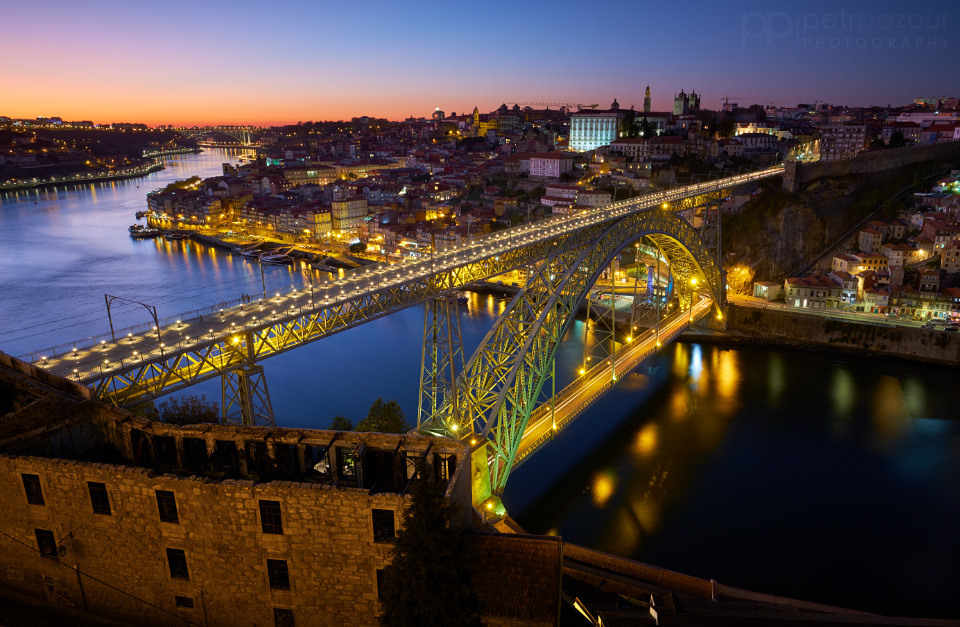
[175,126,257,145]
[418,209,723,495]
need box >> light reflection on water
[506,344,960,618]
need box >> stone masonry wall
[0,453,414,627]
[783,140,960,192]
[724,304,960,364]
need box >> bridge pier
[221,364,276,427]
[417,296,465,435]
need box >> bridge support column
[417,296,465,434]
[222,364,276,427]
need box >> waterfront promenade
[0,161,164,191]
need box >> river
[1,150,957,618]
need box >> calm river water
[1,150,957,618]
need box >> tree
[889,131,906,148]
[349,242,367,254]
[716,117,735,139]
[869,137,886,148]
[640,117,655,139]
[158,394,219,425]
[620,108,638,138]
[379,461,482,627]
[129,400,159,421]
[356,398,410,434]
[161,176,201,193]
[329,414,354,431]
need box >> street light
[689,277,698,321]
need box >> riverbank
[681,303,960,366]
[141,147,201,158]
[0,162,164,191]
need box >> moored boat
[259,253,293,265]
[129,225,160,238]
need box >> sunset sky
[2,0,956,126]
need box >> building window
[174,596,194,609]
[274,608,295,627]
[22,474,44,505]
[35,529,58,558]
[156,490,179,524]
[372,509,396,542]
[166,548,189,580]
[434,453,456,482]
[260,500,284,534]
[267,559,291,590]
[88,482,111,515]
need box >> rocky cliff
[723,158,957,281]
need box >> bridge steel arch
[424,209,723,495]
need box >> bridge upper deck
[27,166,782,392]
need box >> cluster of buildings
[144,107,621,257]
[141,90,960,266]
[759,172,960,321]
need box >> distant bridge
[174,126,259,146]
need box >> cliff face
[723,159,954,281]
[723,179,852,280]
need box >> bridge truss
[417,209,724,494]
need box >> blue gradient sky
[2,0,956,125]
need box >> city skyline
[3,0,956,126]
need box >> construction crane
[721,96,749,109]
[514,102,599,111]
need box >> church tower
[674,89,688,115]
[644,85,651,113]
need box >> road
[512,296,714,467]
[727,294,933,330]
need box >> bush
[329,414,354,431]
[357,398,409,434]
[158,394,219,425]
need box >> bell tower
[644,85,651,113]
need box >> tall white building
[529,152,574,179]
[569,99,627,152]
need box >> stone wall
[722,304,960,365]
[0,453,415,626]
[0,351,92,414]
[0,398,472,627]
[0,439,473,627]
[783,141,960,192]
